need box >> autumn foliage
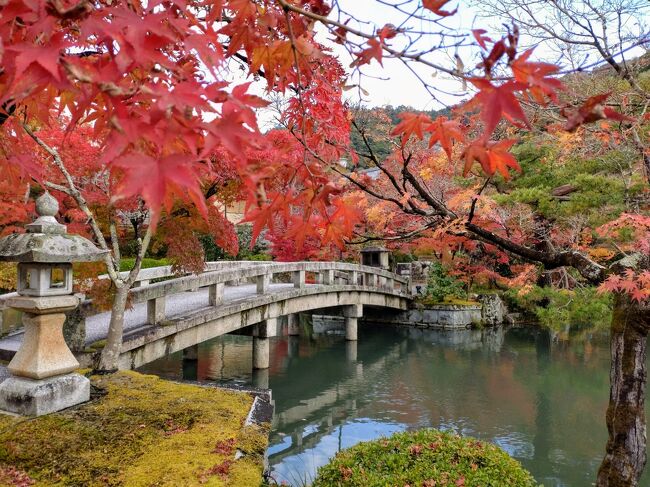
[0,0,645,299]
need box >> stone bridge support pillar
[252,368,269,389]
[253,318,277,369]
[287,313,300,336]
[253,338,269,370]
[343,304,363,341]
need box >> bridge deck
[0,282,302,356]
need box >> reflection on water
[139,324,648,487]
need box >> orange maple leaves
[391,114,464,161]
[390,111,523,180]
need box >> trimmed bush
[119,257,171,271]
[313,429,537,487]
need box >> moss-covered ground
[0,371,269,486]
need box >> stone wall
[362,304,483,330]
[478,294,506,325]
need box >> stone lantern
[360,246,390,270]
[0,192,106,416]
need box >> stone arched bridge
[0,261,411,370]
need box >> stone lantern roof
[360,246,388,253]
[0,192,107,263]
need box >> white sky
[217,0,648,128]
[237,0,485,128]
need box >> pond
[139,323,649,487]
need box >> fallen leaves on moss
[0,371,269,487]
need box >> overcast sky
[226,0,647,128]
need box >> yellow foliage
[588,247,616,262]
[0,262,16,291]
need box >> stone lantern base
[0,373,90,416]
[0,294,90,416]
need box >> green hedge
[313,429,537,487]
[118,258,171,272]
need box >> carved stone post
[208,282,224,306]
[292,270,305,289]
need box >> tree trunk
[97,286,129,372]
[597,295,650,486]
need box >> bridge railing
[0,260,271,336]
[96,260,273,286]
[128,261,409,325]
[1,261,410,338]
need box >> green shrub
[247,253,272,261]
[119,258,171,272]
[313,429,537,487]
[505,285,612,332]
[423,262,465,303]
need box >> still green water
[139,324,648,487]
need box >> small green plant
[423,262,465,303]
[313,429,537,487]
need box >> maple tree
[0,0,647,485]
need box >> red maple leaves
[422,0,458,17]
[599,270,650,303]
[465,79,531,135]
[391,114,464,160]
[0,0,641,257]
[462,139,521,179]
[562,93,635,132]
[352,24,397,67]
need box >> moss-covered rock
[0,371,269,486]
[313,429,537,487]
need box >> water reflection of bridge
[268,337,409,463]
[267,326,507,464]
